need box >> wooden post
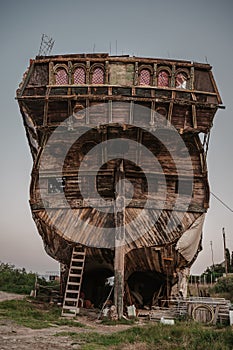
[210,240,214,286]
[114,160,125,319]
[222,228,228,275]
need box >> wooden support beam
[134,62,139,86]
[168,101,174,124]
[136,128,143,164]
[43,87,51,127]
[18,61,35,97]
[192,105,197,129]
[85,98,90,124]
[129,101,134,124]
[114,160,126,319]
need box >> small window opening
[55,68,68,85]
[158,70,169,87]
[139,69,151,86]
[175,72,187,89]
[74,67,86,84]
[92,67,104,84]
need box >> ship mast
[114,160,126,319]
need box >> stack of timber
[168,297,231,324]
[144,297,230,325]
[187,297,231,324]
[149,306,177,322]
[16,53,224,313]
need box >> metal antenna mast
[38,34,55,56]
[222,228,228,275]
[210,241,215,268]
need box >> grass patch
[1,298,232,349]
[0,299,85,329]
[55,322,233,350]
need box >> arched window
[91,67,104,84]
[74,67,86,84]
[139,69,151,86]
[55,68,68,85]
[158,70,169,87]
[175,72,188,89]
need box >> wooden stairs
[61,245,86,317]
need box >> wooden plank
[114,160,126,319]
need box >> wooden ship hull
[16,53,223,313]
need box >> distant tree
[0,262,37,294]
[211,275,233,302]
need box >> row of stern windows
[54,64,189,89]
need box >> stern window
[74,67,86,84]
[158,70,169,87]
[139,69,151,86]
[92,67,104,84]
[55,68,68,85]
[176,72,187,89]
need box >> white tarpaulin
[175,214,205,262]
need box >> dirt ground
[0,292,135,350]
[0,291,26,302]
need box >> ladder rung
[62,246,85,317]
[64,298,79,302]
[73,252,85,256]
[72,258,85,262]
[62,305,78,310]
[72,256,85,260]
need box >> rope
[210,192,233,213]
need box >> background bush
[0,262,39,294]
[210,275,233,302]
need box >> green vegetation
[0,299,85,329]
[201,249,233,284]
[55,322,233,350]
[1,262,232,349]
[0,262,37,294]
[0,298,232,349]
[209,275,233,302]
[0,262,59,297]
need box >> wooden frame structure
[16,53,223,318]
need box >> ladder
[61,245,86,317]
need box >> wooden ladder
[61,245,86,317]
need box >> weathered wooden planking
[17,53,222,304]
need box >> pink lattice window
[92,67,104,84]
[158,70,169,87]
[74,67,86,84]
[176,72,187,89]
[139,69,151,86]
[55,68,68,85]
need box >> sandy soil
[0,291,26,302]
[0,292,134,350]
